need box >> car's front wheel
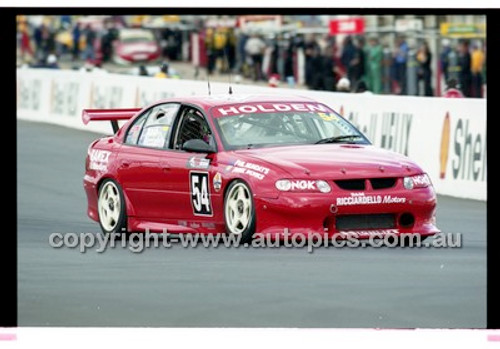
[224,180,256,243]
[97,179,127,237]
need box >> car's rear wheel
[224,180,256,243]
[98,179,127,237]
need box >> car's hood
[236,144,423,179]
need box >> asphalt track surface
[17,119,487,328]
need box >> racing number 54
[190,172,212,216]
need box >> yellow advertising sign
[440,22,486,38]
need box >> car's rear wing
[82,108,141,133]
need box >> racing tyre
[97,179,128,237]
[224,180,256,244]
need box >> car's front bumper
[253,186,439,239]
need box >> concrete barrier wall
[17,68,486,200]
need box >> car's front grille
[335,179,365,190]
[370,177,397,190]
[334,178,397,191]
[336,214,396,230]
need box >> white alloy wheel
[225,182,253,235]
[98,181,122,232]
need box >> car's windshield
[214,108,369,150]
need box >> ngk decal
[290,180,316,190]
[214,103,330,116]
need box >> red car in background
[112,28,161,64]
[82,95,439,243]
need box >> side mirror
[182,139,216,153]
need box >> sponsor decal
[213,103,329,117]
[439,112,450,179]
[336,192,406,206]
[201,222,216,229]
[50,80,79,116]
[213,172,222,192]
[89,149,111,172]
[290,180,316,190]
[317,112,339,122]
[187,156,211,169]
[190,171,213,216]
[18,78,42,111]
[178,220,188,227]
[90,84,124,109]
[231,159,270,180]
[440,112,486,182]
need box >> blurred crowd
[212,32,486,98]
[17,16,486,98]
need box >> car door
[159,105,219,224]
[116,102,180,220]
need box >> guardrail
[17,68,486,200]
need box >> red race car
[82,95,439,242]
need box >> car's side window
[125,109,151,145]
[174,108,213,150]
[125,103,180,149]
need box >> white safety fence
[17,68,486,201]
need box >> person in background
[457,40,472,97]
[443,78,464,98]
[336,77,351,92]
[139,65,149,76]
[71,22,81,61]
[19,21,33,61]
[304,34,319,88]
[365,37,383,94]
[440,39,451,83]
[470,43,485,98]
[310,45,335,91]
[394,36,409,95]
[416,41,433,96]
[341,36,356,82]
[355,80,371,93]
[244,33,266,81]
[155,61,169,78]
[82,24,96,62]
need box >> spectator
[394,36,409,95]
[310,45,335,91]
[471,43,485,98]
[341,36,364,89]
[457,40,472,97]
[443,78,464,98]
[244,34,266,81]
[304,34,319,87]
[139,65,149,76]
[416,41,433,96]
[366,37,383,94]
[72,22,81,61]
[446,44,460,83]
[82,24,96,62]
[440,39,451,82]
[19,22,33,61]
[155,61,169,78]
[341,36,356,79]
[355,80,371,93]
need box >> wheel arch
[96,176,136,217]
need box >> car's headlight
[403,173,432,189]
[275,179,331,193]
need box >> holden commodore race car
[82,94,439,243]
